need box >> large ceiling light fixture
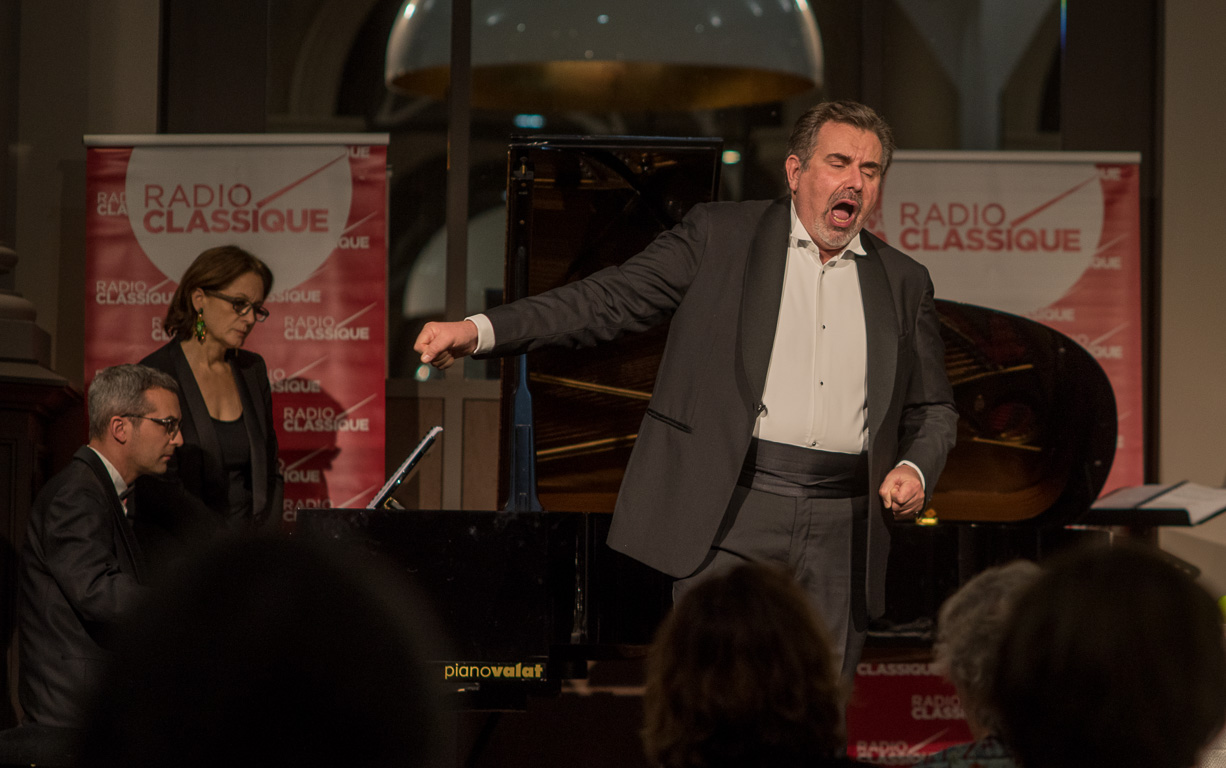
[386,0,823,111]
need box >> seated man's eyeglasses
[203,289,271,322]
[123,414,182,438]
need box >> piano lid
[929,300,1116,524]
[499,136,724,512]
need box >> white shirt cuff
[896,460,926,492]
[466,313,495,355]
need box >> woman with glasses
[135,245,283,552]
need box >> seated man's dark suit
[19,446,147,727]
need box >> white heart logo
[877,160,1104,315]
[125,145,353,292]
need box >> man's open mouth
[831,199,859,225]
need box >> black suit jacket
[485,198,958,616]
[19,446,147,727]
[135,341,283,548]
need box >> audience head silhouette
[643,562,846,768]
[994,543,1226,768]
[78,536,443,768]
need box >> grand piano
[297,135,1118,707]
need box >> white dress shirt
[88,446,130,515]
[753,204,868,455]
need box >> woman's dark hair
[643,563,845,768]
[164,245,274,340]
[994,543,1226,768]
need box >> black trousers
[672,439,870,683]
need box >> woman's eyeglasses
[204,289,270,322]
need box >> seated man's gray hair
[88,364,180,440]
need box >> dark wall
[159,0,269,133]
[1061,0,1163,479]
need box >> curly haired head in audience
[994,542,1226,768]
[643,562,846,768]
[932,559,1042,739]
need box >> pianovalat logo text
[444,662,545,681]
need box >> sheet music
[1090,483,1181,510]
[1139,482,1226,525]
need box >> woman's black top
[212,414,254,529]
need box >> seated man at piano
[414,100,958,679]
[18,364,182,728]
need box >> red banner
[848,659,973,764]
[870,152,1144,492]
[84,136,388,525]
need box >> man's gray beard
[812,216,859,251]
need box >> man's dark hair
[643,563,845,768]
[786,100,895,174]
[994,543,1226,768]
[87,364,179,440]
[164,245,274,340]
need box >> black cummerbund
[738,438,869,499]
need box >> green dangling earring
[193,309,207,343]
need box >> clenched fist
[879,464,925,520]
[413,320,479,369]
